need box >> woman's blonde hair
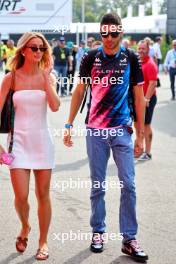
[10,32,52,71]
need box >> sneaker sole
[121,248,148,263]
[90,245,103,253]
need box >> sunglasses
[26,46,47,52]
[100,31,120,38]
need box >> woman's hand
[0,145,5,165]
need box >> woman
[0,32,60,260]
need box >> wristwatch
[65,123,73,129]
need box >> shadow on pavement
[15,255,36,264]
[63,248,92,264]
[0,253,19,264]
[109,255,146,263]
[53,158,88,173]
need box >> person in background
[76,40,87,71]
[0,40,7,70]
[122,38,130,49]
[87,37,95,50]
[92,40,102,49]
[164,39,176,100]
[66,41,77,94]
[144,37,157,63]
[53,36,72,96]
[136,40,157,161]
[153,36,162,70]
[5,39,17,74]
[50,38,57,49]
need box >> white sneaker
[138,152,152,161]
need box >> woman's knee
[15,194,29,205]
[35,188,50,203]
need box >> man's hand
[63,128,73,147]
[68,65,73,72]
[145,98,150,107]
[134,134,144,158]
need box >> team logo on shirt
[94,57,102,67]
[119,57,128,66]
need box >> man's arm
[145,80,157,106]
[67,82,87,124]
[133,84,146,157]
[164,51,170,73]
[63,82,87,147]
[133,84,145,136]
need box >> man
[0,40,6,70]
[4,39,17,74]
[76,40,87,70]
[153,36,162,70]
[122,38,130,49]
[164,39,176,100]
[144,37,157,62]
[137,40,157,161]
[87,37,95,50]
[53,36,72,96]
[64,13,148,263]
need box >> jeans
[169,67,176,99]
[54,65,68,95]
[86,127,138,242]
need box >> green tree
[72,0,164,23]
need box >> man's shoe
[90,233,104,253]
[138,152,152,161]
[122,239,148,263]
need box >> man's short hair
[100,13,122,26]
[138,40,149,49]
[155,36,161,42]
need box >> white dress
[8,90,54,169]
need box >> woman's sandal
[16,227,31,253]
[35,248,49,261]
[16,236,28,253]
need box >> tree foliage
[72,0,166,22]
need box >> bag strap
[80,49,99,113]
[10,70,15,91]
[8,71,15,153]
[80,88,88,113]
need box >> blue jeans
[54,65,68,94]
[169,67,176,99]
[86,127,138,242]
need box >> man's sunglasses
[100,31,120,38]
[26,46,47,52]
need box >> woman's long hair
[10,32,52,71]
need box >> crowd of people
[0,11,175,263]
[1,33,176,99]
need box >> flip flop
[35,248,49,261]
[16,236,28,253]
[16,227,31,253]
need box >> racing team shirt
[79,45,144,129]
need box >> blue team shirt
[79,45,144,128]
